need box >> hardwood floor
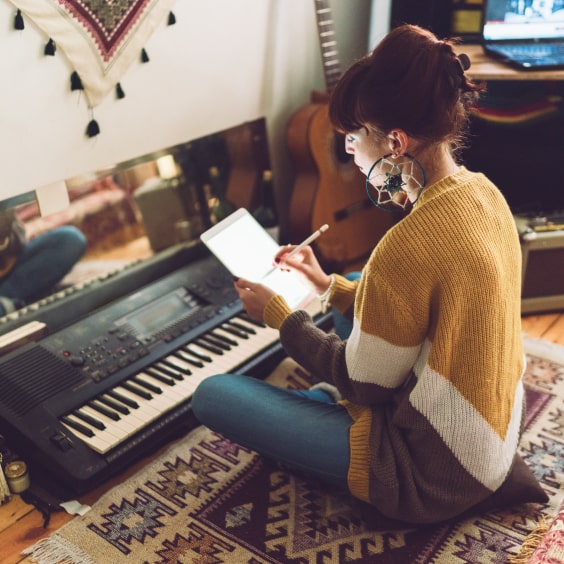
[0,235,563,563]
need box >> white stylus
[262,224,330,278]
[285,224,330,258]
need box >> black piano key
[73,409,106,430]
[228,319,257,335]
[98,395,130,415]
[210,330,238,346]
[107,389,139,409]
[200,334,231,350]
[221,322,249,339]
[132,375,162,395]
[62,416,95,438]
[122,380,153,400]
[237,312,265,328]
[145,367,177,386]
[182,345,213,363]
[159,358,192,375]
[194,339,224,355]
[174,349,205,367]
[88,400,120,421]
[154,362,185,379]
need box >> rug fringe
[523,335,564,364]
[508,516,550,564]
[22,535,96,564]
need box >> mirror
[0,118,272,326]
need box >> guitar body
[287,103,396,269]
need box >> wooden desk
[458,44,564,81]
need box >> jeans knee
[191,374,230,422]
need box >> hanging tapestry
[7,0,176,109]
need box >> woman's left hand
[233,277,276,322]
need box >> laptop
[482,0,564,70]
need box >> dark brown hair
[329,24,485,151]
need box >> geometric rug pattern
[23,337,564,563]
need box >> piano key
[162,354,196,373]
[204,334,232,349]
[152,362,185,379]
[136,372,195,406]
[194,338,225,354]
[158,358,191,375]
[115,384,168,414]
[88,400,120,421]
[61,415,94,437]
[79,404,139,443]
[238,311,266,328]
[61,414,120,453]
[182,344,213,363]
[107,388,139,409]
[210,328,239,346]
[121,380,153,400]
[145,367,177,386]
[131,375,162,395]
[98,394,130,415]
[220,322,249,339]
[73,408,106,430]
[232,316,259,333]
[172,349,205,368]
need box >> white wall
[0,0,390,204]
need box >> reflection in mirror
[0,117,272,331]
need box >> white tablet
[200,208,314,309]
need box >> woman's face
[344,127,388,178]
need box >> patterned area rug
[23,337,564,563]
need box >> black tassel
[116,82,125,99]
[14,9,24,30]
[44,38,56,56]
[167,11,176,25]
[141,48,149,63]
[70,71,83,91]
[86,118,100,138]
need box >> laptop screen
[483,0,564,41]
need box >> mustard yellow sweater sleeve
[263,273,359,330]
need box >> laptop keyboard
[497,42,564,61]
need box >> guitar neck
[314,0,342,94]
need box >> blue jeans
[191,271,362,489]
[0,226,87,314]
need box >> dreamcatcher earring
[365,153,426,212]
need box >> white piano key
[62,414,120,453]
[81,404,139,439]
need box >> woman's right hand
[274,245,333,295]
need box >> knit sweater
[264,167,526,523]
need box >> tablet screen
[200,208,314,309]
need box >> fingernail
[274,258,280,263]
[233,276,239,282]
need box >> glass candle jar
[5,460,30,493]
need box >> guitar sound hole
[333,131,352,165]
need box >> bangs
[328,60,369,133]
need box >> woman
[192,24,545,524]
[0,208,87,316]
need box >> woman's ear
[387,129,409,157]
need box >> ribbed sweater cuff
[263,295,292,329]
[330,273,359,311]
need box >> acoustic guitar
[286,0,396,271]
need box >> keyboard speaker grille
[0,346,83,417]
